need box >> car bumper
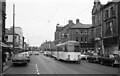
[114,61,120,65]
[65,58,81,61]
[12,60,28,64]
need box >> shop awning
[1,42,10,47]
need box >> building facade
[92,0,103,54]
[54,20,75,44]
[5,27,24,52]
[101,1,120,55]
[1,0,6,43]
[92,0,120,55]
[69,19,93,53]
[5,28,21,51]
[10,27,24,50]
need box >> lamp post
[13,4,15,54]
[0,1,3,73]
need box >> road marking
[35,64,40,74]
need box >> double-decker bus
[53,40,81,63]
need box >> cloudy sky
[6,0,109,46]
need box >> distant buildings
[40,41,56,51]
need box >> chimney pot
[76,19,80,24]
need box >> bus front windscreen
[67,45,74,52]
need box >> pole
[13,4,15,54]
[0,0,3,73]
[101,24,104,55]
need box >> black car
[98,54,120,67]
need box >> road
[3,53,119,74]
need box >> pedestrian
[2,52,6,66]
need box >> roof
[70,23,92,29]
[1,42,10,47]
[56,40,79,46]
[5,28,18,35]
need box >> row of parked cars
[12,51,39,66]
[87,53,120,67]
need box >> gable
[92,3,102,14]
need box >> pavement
[3,60,13,73]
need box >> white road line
[37,72,40,75]
[35,64,40,74]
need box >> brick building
[69,19,93,53]
[54,20,75,44]
[92,0,120,55]
[101,1,120,55]
[54,19,93,53]
[92,0,104,54]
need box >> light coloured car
[81,54,86,60]
[20,52,30,62]
[12,53,29,65]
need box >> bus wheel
[77,61,81,64]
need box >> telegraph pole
[13,4,15,54]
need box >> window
[85,37,87,42]
[5,36,8,41]
[67,45,74,52]
[109,21,113,34]
[15,36,17,39]
[84,30,87,34]
[81,37,83,42]
[81,30,83,33]
[110,7,115,17]
[105,9,109,19]
[74,45,79,52]
[76,30,79,34]
[105,21,114,36]
[76,37,78,42]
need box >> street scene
[0,0,120,75]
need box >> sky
[6,0,109,46]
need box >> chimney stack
[76,19,80,24]
[68,20,73,25]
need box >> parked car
[98,54,120,67]
[21,52,30,62]
[81,54,86,60]
[87,53,99,63]
[34,51,39,55]
[44,51,47,55]
[12,53,29,66]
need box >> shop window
[5,36,8,41]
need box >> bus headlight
[78,55,80,60]
[68,55,70,60]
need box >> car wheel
[77,60,81,64]
[111,63,114,67]
[13,63,16,66]
[24,63,27,66]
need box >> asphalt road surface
[3,53,119,74]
